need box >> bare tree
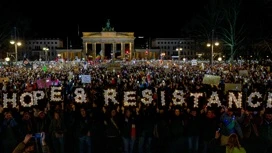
[0,22,12,45]
[0,3,11,46]
[249,0,272,59]
[180,0,224,60]
[252,37,272,59]
[0,21,13,59]
[182,0,224,39]
[220,0,246,62]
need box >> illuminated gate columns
[82,32,135,60]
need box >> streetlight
[10,40,21,63]
[176,47,182,60]
[10,27,22,63]
[5,57,10,62]
[5,56,10,66]
[207,29,219,67]
[43,47,49,62]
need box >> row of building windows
[157,41,194,44]
[19,51,56,58]
[32,51,56,57]
[26,41,58,45]
[29,46,56,50]
[160,46,193,50]
[182,51,194,56]
[165,51,195,56]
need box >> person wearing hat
[12,132,50,153]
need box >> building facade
[81,19,135,60]
[152,38,196,59]
[56,49,82,60]
[22,38,63,61]
[134,36,161,59]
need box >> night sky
[0,0,271,41]
[1,0,207,38]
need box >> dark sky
[1,0,271,42]
[1,0,206,39]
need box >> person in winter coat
[120,109,136,153]
[187,108,201,153]
[0,111,20,153]
[259,110,272,153]
[169,108,186,153]
[76,108,92,153]
[220,108,243,145]
[12,132,50,153]
[210,131,246,153]
[200,109,218,153]
[104,108,122,153]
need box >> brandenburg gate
[82,20,135,60]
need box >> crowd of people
[0,59,272,153]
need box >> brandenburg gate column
[83,42,88,54]
[92,43,96,58]
[101,42,105,60]
[129,42,134,60]
[121,42,125,59]
[112,43,116,60]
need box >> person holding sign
[12,132,50,153]
[220,108,243,146]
